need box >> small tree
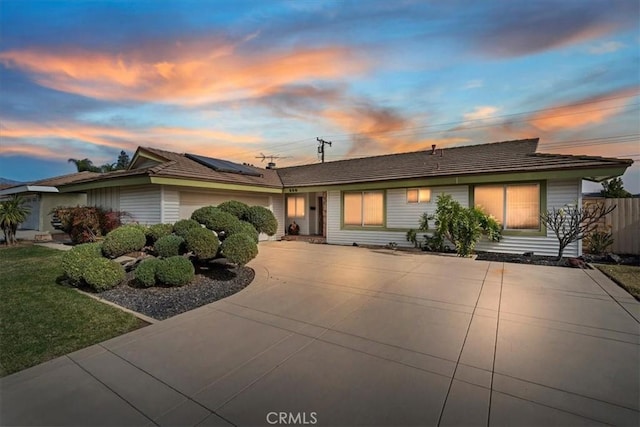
[600,177,631,198]
[116,150,131,170]
[540,202,616,260]
[0,195,31,245]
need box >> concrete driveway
[1,242,638,426]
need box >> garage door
[179,191,270,220]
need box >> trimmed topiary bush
[156,256,195,287]
[221,233,258,265]
[146,223,174,244]
[244,206,278,236]
[83,257,125,291]
[134,258,161,288]
[184,227,220,259]
[190,206,218,225]
[154,235,185,258]
[217,200,250,220]
[102,224,147,258]
[196,208,241,237]
[173,219,200,238]
[61,242,104,286]
[227,220,259,243]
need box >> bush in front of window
[244,206,278,236]
[421,194,501,257]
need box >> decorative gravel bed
[97,262,255,320]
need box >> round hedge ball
[155,256,195,287]
[102,224,146,258]
[221,233,258,265]
[184,227,220,259]
[134,258,161,288]
[83,257,126,291]
[154,234,185,258]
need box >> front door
[317,196,324,237]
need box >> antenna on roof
[256,153,288,169]
[317,137,332,163]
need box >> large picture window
[287,195,305,218]
[474,183,540,230]
[344,191,384,227]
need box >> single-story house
[58,139,633,257]
[0,171,99,232]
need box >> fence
[583,197,640,255]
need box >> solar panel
[185,153,263,177]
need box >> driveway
[1,242,638,426]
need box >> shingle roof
[276,138,633,187]
[62,147,283,189]
[5,171,101,188]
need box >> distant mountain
[0,177,24,187]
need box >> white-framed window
[407,188,431,203]
[344,191,384,227]
[474,183,541,230]
[287,195,305,218]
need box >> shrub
[221,233,258,265]
[146,223,174,244]
[102,224,147,258]
[51,206,129,243]
[156,256,194,287]
[191,206,218,225]
[244,206,278,236]
[83,257,125,291]
[61,242,104,285]
[584,230,615,255]
[227,220,259,243]
[173,219,201,238]
[134,258,161,288]
[192,207,241,237]
[217,200,250,219]
[154,234,185,257]
[184,227,220,259]
[422,194,501,257]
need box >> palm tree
[0,195,31,245]
[68,158,100,173]
[99,163,117,172]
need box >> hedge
[244,206,278,236]
[61,242,104,286]
[134,258,161,288]
[173,219,201,238]
[217,200,250,219]
[228,220,259,243]
[146,223,174,244]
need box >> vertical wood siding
[87,187,120,211]
[120,186,161,225]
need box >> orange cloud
[0,41,367,105]
[529,87,639,132]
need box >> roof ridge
[531,152,634,164]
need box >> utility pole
[317,137,332,163]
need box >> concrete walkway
[1,242,638,426]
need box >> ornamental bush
[184,227,220,259]
[61,242,104,286]
[156,256,195,287]
[192,207,241,237]
[190,206,218,225]
[134,258,161,288]
[217,200,250,220]
[244,206,277,236]
[154,234,185,258]
[102,224,147,258]
[228,220,259,243]
[173,219,200,238]
[51,206,128,243]
[221,233,258,265]
[83,257,125,291]
[145,223,174,244]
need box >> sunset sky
[1,1,639,192]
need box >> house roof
[0,171,100,196]
[276,138,634,187]
[60,147,283,189]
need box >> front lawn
[0,245,146,377]
[596,264,640,300]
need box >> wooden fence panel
[583,197,640,255]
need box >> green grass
[596,264,640,300]
[0,245,146,377]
